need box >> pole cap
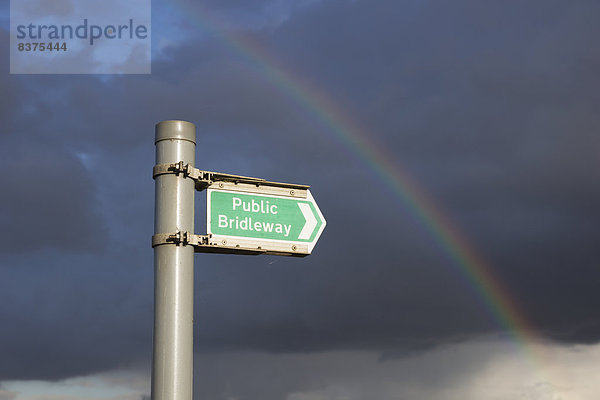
[155,120,196,144]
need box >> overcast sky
[1,0,600,399]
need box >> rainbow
[170,3,543,352]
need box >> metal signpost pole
[151,119,326,399]
[152,120,196,400]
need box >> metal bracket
[152,231,199,247]
[152,231,306,257]
[153,162,202,182]
[153,162,310,192]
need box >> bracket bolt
[219,182,224,188]
[290,189,295,196]
[292,245,297,251]
[222,240,227,245]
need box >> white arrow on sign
[298,203,317,240]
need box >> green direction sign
[207,188,326,254]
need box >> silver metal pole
[152,120,196,400]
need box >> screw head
[290,189,295,196]
[292,245,297,251]
[222,240,227,245]
[219,182,224,188]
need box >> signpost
[152,120,326,400]
[207,187,325,255]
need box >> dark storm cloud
[0,142,108,253]
[0,247,154,380]
[172,0,600,350]
[169,0,318,29]
[266,0,600,340]
[1,0,600,383]
[0,42,109,253]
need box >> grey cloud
[0,385,17,400]
[191,341,594,400]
